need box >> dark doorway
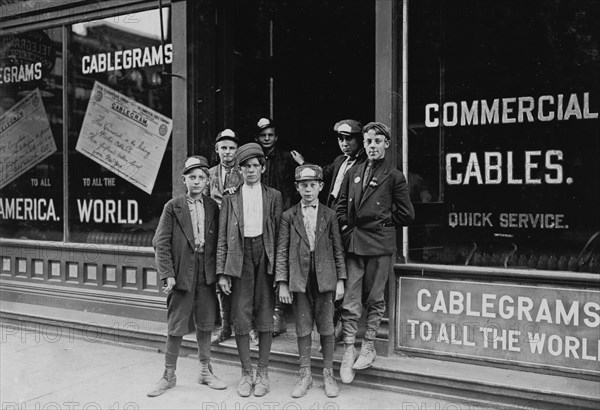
[231,0,375,167]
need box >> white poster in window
[0,88,57,190]
[76,81,172,194]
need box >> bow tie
[303,204,317,209]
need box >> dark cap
[236,142,264,166]
[334,119,363,136]
[182,155,210,175]
[362,121,391,140]
[295,164,323,182]
[216,128,239,144]
[257,117,275,131]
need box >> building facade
[1,0,598,382]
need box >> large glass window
[68,9,172,246]
[0,28,63,241]
[408,0,600,272]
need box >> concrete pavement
[0,321,490,410]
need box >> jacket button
[377,201,381,205]
[349,198,353,202]
[234,221,237,225]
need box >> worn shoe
[211,322,232,345]
[340,344,356,384]
[147,368,176,397]
[254,366,270,397]
[352,339,376,370]
[237,368,254,397]
[249,329,259,345]
[198,363,227,390]
[323,368,339,397]
[272,309,287,337]
[291,366,313,398]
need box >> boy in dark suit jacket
[217,143,283,398]
[276,164,346,398]
[336,122,415,384]
[148,156,226,397]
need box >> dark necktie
[362,160,373,191]
[223,166,232,188]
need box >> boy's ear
[384,139,391,149]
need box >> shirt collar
[186,195,203,204]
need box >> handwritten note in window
[76,81,172,194]
[0,88,57,189]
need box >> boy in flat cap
[208,129,243,345]
[323,119,368,342]
[255,117,305,337]
[336,122,414,384]
[276,164,346,398]
[325,119,367,209]
[216,142,283,397]
[148,155,226,397]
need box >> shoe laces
[362,341,375,354]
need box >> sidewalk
[0,323,485,410]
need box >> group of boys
[148,118,415,399]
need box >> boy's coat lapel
[174,196,195,248]
[291,203,310,245]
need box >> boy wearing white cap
[148,156,226,397]
[276,164,346,398]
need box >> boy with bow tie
[336,122,414,383]
[276,164,346,398]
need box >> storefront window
[0,28,64,241]
[408,0,600,272]
[68,8,172,246]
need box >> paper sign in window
[0,88,57,190]
[76,81,172,194]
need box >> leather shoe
[237,368,254,397]
[254,366,270,397]
[340,344,356,384]
[353,339,376,369]
[211,324,232,345]
[199,363,227,390]
[323,368,339,397]
[291,366,312,398]
[147,368,176,397]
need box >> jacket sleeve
[335,171,351,229]
[392,171,415,227]
[275,211,291,283]
[152,201,176,281]
[273,189,283,233]
[216,195,230,276]
[329,212,347,280]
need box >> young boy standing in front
[148,155,226,397]
[276,164,346,398]
[216,143,283,398]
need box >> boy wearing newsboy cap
[148,156,226,397]
[336,122,414,384]
[276,164,346,398]
[216,143,283,397]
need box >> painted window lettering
[426,92,598,127]
[446,150,565,185]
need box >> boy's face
[239,157,265,185]
[215,139,238,165]
[364,129,390,161]
[256,127,277,150]
[182,168,209,197]
[295,180,323,203]
[337,134,360,157]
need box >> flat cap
[334,119,363,136]
[216,128,239,144]
[295,164,323,182]
[363,121,391,140]
[236,142,264,166]
[182,155,210,174]
[257,117,275,130]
